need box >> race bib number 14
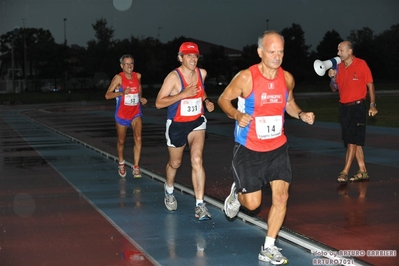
[255,115,282,139]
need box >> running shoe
[118,161,126,178]
[164,183,177,211]
[224,183,240,218]
[258,245,288,265]
[195,203,212,221]
[133,165,142,178]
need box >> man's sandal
[349,171,369,182]
[337,171,348,183]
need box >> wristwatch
[370,102,377,107]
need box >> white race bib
[255,115,282,139]
[124,93,139,106]
[180,98,201,116]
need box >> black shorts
[232,142,292,194]
[339,102,366,147]
[165,115,206,147]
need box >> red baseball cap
[179,42,200,55]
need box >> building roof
[187,38,243,58]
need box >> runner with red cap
[155,42,215,221]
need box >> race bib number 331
[180,98,201,116]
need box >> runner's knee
[134,135,142,144]
[240,194,262,211]
[190,153,203,166]
[117,138,125,145]
[272,190,289,207]
[168,160,181,170]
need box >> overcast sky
[1,0,398,51]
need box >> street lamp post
[63,18,67,45]
[63,18,67,91]
[11,27,20,93]
[11,39,15,93]
[23,19,27,91]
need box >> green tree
[236,44,259,70]
[203,45,231,82]
[0,27,69,91]
[316,30,343,60]
[373,24,399,79]
[161,36,190,76]
[86,18,116,85]
[280,23,311,83]
[134,36,164,84]
[0,28,56,78]
[347,27,377,73]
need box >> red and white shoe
[118,161,127,178]
[133,165,141,178]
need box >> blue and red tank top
[167,68,205,122]
[115,72,142,120]
[235,65,288,152]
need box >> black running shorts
[231,142,292,194]
[165,115,206,147]
[339,102,366,147]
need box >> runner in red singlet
[218,31,315,264]
[155,42,214,221]
[105,54,147,179]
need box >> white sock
[165,184,174,194]
[264,236,275,248]
[196,199,203,206]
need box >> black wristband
[298,111,303,120]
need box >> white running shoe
[118,161,126,178]
[258,245,288,265]
[224,183,241,218]
[133,165,141,178]
[195,203,211,221]
[164,183,177,211]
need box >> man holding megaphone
[327,41,378,183]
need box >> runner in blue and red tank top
[105,54,147,179]
[155,42,215,221]
[218,31,315,264]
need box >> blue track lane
[4,108,391,266]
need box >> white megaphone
[313,56,341,76]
